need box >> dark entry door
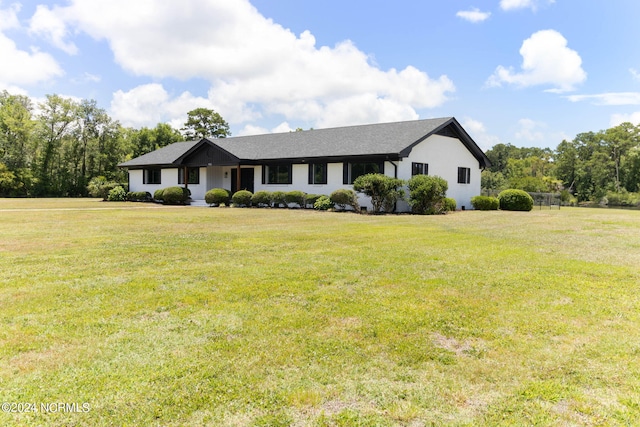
[231,168,254,193]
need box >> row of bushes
[471,189,534,211]
[153,187,191,205]
[203,174,458,215]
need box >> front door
[231,168,254,193]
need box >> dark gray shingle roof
[119,117,490,168]
[119,140,200,168]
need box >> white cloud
[29,5,78,55]
[110,84,212,128]
[0,3,64,90]
[486,29,586,93]
[461,118,502,150]
[0,2,20,30]
[39,0,455,129]
[611,112,640,127]
[566,92,640,106]
[514,118,545,142]
[630,68,640,82]
[500,0,555,11]
[456,8,491,23]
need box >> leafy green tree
[35,95,79,195]
[407,175,448,214]
[352,173,404,213]
[181,108,230,140]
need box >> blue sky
[2,0,640,150]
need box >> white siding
[399,134,481,209]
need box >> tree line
[482,122,640,204]
[2,90,639,202]
[0,92,229,197]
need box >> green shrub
[471,195,499,210]
[107,185,127,201]
[87,176,118,200]
[271,191,287,208]
[314,195,334,210]
[232,190,253,207]
[162,186,189,205]
[444,197,457,212]
[205,188,230,206]
[127,191,152,202]
[251,190,272,207]
[498,189,534,211]
[304,194,323,208]
[352,173,404,213]
[153,188,165,201]
[407,175,448,215]
[330,189,360,211]
[285,190,306,208]
[604,190,640,207]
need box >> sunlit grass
[1,199,639,426]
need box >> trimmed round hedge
[205,188,230,206]
[232,190,253,207]
[497,189,534,211]
[251,190,272,207]
[471,195,499,210]
[162,186,190,205]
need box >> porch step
[189,199,209,207]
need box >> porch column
[183,166,188,190]
[235,164,242,192]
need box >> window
[457,167,471,184]
[263,164,292,184]
[412,162,428,176]
[143,168,161,184]
[308,163,327,184]
[343,161,384,184]
[178,167,200,184]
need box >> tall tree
[35,95,79,195]
[181,108,230,140]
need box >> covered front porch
[177,139,255,199]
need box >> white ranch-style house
[118,117,491,211]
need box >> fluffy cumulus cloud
[500,0,555,11]
[486,29,586,93]
[0,3,63,90]
[461,118,502,150]
[611,112,640,127]
[514,118,545,142]
[456,8,491,23]
[33,0,455,130]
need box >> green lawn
[1,199,639,426]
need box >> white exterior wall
[128,167,208,199]
[126,134,482,210]
[398,134,481,210]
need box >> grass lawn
[1,198,639,426]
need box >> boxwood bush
[285,190,306,208]
[127,191,152,202]
[444,197,457,212]
[330,189,360,212]
[232,190,253,207]
[162,186,190,205]
[271,191,287,208]
[251,190,272,207]
[314,195,334,210]
[205,188,230,206]
[153,188,165,201]
[498,189,534,211]
[304,194,323,208]
[471,195,499,210]
[107,185,127,201]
